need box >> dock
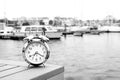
[0,60,64,80]
[0,34,61,40]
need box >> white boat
[54,26,73,34]
[13,25,62,39]
[98,26,120,32]
[72,26,90,36]
[73,31,84,36]
[0,23,14,39]
[71,26,90,33]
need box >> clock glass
[24,42,47,65]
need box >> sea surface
[1,33,120,80]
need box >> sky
[0,0,120,20]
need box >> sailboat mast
[3,0,7,25]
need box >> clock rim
[23,41,50,66]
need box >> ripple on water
[1,34,120,79]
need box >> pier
[0,60,64,80]
[0,35,25,40]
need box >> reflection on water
[1,33,120,80]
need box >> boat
[98,26,120,33]
[73,31,83,36]
[71,26,91,33]
[89,27,101,35]
[89,30,101,35]
[0,23,14,39]
[72,26,101,35]
[72,26,90,36]
[13,25,62,39]
[54,26,73,35]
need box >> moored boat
[13,25,62,39]
[73,31,83,36]
[89,30,101,35]
[0,23,14,39]
[98,26,120,33]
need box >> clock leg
[27,64,31,68]
[42,63,45,68]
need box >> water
[1,33,120,80]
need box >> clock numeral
[43,49,47,53]
[28,51,30,54]
[29,55,32,57]
[39,44,41,47]
[35,58,38,61]
[42,47,45,51]
[43,51,46,54]
[35,44,39,46]
[29,47,32,50]
[39,57,41,60]
[32,56,34,60]
[32,44,34,47]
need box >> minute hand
[36,53,44,57]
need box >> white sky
[0,0,120,20]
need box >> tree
[39,20,45,25]
[22,22,30,26]
[49,20,53,25]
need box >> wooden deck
[0,60,64,80]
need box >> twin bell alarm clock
[22,35,50,67]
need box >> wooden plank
[0,64,7,67]
[0,64,64,80]
[0,60,64,80]
[0,65,18,72]
[0,60,28,67]
[0,66,28,78]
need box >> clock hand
[37,53,44,57]
[34,51,44,57]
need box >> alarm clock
[22,35,50,66]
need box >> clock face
[24,42,47,65]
